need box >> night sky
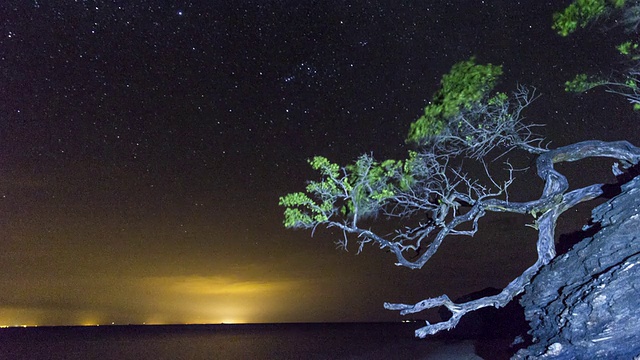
[2,1,639,326]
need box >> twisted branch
[384,140,640,338]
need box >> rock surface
[513,176,640,359]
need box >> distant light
[177,10,183,16]
[0,324,39,328]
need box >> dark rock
[513,176,640,359]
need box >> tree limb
[383,140,640,337]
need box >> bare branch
[383,140,640,337]
[280,56,640,338]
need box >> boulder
[514,176,640,359]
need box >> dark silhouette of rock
[513,176,640,359]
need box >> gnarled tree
[280,2,640,339]
[559,0,640,110]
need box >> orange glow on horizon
[144,275,301,296]
[0,274,316,326]
[0,307,46,327]
[134,274,308,324]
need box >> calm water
[0,323,514,359]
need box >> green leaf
[564,73,604,92]
[610,0,625,8]
[552,0,609,36]
[617,40,638,56]
[308,156,340,178]
[282,207,315,228]
[279,192,314,207]
[625,78,638,89]
[488,92,508,106]
[371,188,395,201]
[407,57,503,144]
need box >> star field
[1,1,638,326]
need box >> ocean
[0,322,515,359]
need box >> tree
[280,3,640,338]
[558,0,640,110]
[551,0,626,37]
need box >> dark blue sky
[1,1,637,326]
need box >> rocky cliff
[514,176,640,359]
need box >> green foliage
[279,192,325,228]
[408,110,446,142]
[487,92,508,107]
[616,40,640,60]
[407,57,503,144]
[564,73,605,92]
[552,0,624,36]
[309,156,340,179]
[399,151,418,185]
[617,40,638,55]
[343,156,401,216]
[564,73,640,110]
[555,1,640,111]
[279,157,345,228]
[280,154,415,229]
